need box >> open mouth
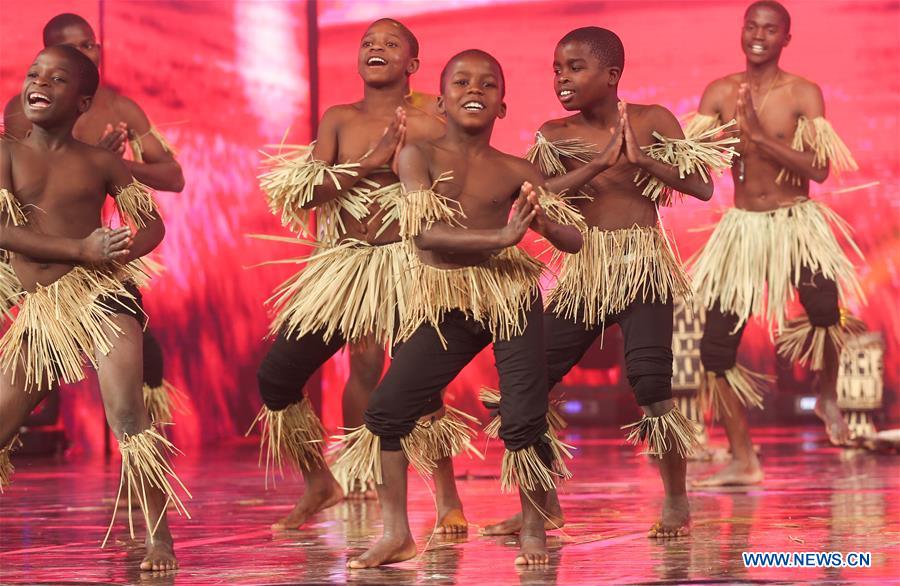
[558,89,575,102]
[366,56,388,66]
[27,92,52,109]
[749,43,766,55]
[462,101,484,112]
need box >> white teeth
[750,44,765,54]
[27,92,51,107]
[367,56,387,65]
[462,101,484,111]
[559,90,574,97]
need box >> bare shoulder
[707,74,741,99]
[320,103,359,127]
[538,115,581,141]
[405,105,445,139]
[495,149,541,184]
[783,73,823,100]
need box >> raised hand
[500,184,538,247]
[736,84,764,143]
[592,109,625,171]
[390,108,408,176]
[79,226,133,264]
[620,102,646,165]
[98,122,128,156]
[363,106,407,170]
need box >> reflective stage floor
[1,426,898,585]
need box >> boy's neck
[744,59,782,87]
[27,122,76,151]
[444,121,493,153]
[361,80,409,114]
[580,92,620,128]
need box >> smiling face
[357,20,418,88]
[553,40,619,111]
[438,52,506,132]
[741,5,790,65]
[22,48,93,127]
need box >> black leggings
[544,298,674,407]
[102,283,165,389]
[257,329,346,411]
[700,267,840,375]
[365,293,549,452]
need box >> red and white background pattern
[1,0,897,453]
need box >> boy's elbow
[413,233,434,251]
[811,166,829,184]
[170,173,185,193]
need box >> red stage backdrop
[1,0,897,453]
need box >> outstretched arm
[399,145,534,254]
[739,83,829,183]
[625,104,713,201]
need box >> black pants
[365,293,549,452]
[545,298,674,407]
[257,328,346,411]
[700,266,840,374]
[102,283,165,389]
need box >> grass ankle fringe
[0,263,149,390]
[400,246,544,346]
[636,122,739,205]
[525,132,596,176]
[500,430,574,494]
[0,435,22,493]
[330,425,383,486]
[690,199,865,334]
[699,365,772,420]
[0,187,27,226]
[102,425,191,548]
[143,380,190,424]
[479,386,567,440]
[246,398,326,488]
[548,225,690,329]
[777,117,858,186]
[398,172,463,239]
[400,406,484,476]
[115,180,159,229]
[258,143,376,243]
[261,238,412,347]
[622,406,699,459]
[776,311,867,371]
[0,260,22,320]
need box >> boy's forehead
[447,55,500,77]
[364,21,403,40]
[745,6,784,26]
[52,22,95,43]
[33,48,72,68]
[555,40,594,61]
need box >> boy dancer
[338,49,584,568]
[252,19,479,530]
[688,1,865,486]
[3,13,186,423]
[0,46,187,571]
[486,27,736,538]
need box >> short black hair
[42,13,93,47]
[744,1,791,33]
[439,49,506,97]
[557,27,625,71]
[368,18,419,58]
[41,45,100,96]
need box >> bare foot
[140,533,178,572]
[648,495,691,538]
[434,507,468,534]
[514,528,549,566]
[815,396,852,446]
[691,460,764,487]
[482,510,565,535]
[347,533,417,568]
[271,479,344,530]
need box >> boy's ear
[783,33,792,48]
[406,57,421,76]
[497,100,507,120]
[607,67,622,86]
[436,95,446,115]
[78,95,93,115]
